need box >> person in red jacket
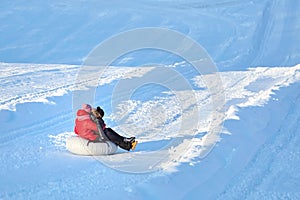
[74,104,137,151]
[74,104,99,141]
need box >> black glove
[97,106,104,118]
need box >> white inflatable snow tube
[66,136,118,156]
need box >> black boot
[123,137,135,143]
[118,141,132,151]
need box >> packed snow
[1,0,300,199]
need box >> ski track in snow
[217,83,300,200]
[0,62,154,111]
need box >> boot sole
[131,141,138,150]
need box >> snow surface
[1,0,300,199]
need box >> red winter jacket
[74,109,99,141]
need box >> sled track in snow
[0,111,73,146]
[217,83,300,199]
[251,0,296,66]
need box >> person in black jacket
[91,106,137,151]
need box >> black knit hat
[97,106,104,117]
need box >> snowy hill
[1,0,300,199]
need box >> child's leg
[104,128,131,151]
